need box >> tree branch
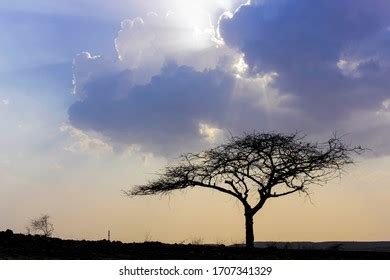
[269,186,304,198]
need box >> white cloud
[382,99,390,110]
[232,71,287,109]
[114,12,222,83]
[71,6,247,101]
[69,6,295,155]
[198,123,223,143]
[1,99,10,105]
[68,1,316,155]
[60,123,113,155]
[72,10,244,99]
[337,59,362,78]
[72,52,120,98]
[232,55,248,76]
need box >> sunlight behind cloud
[115,11,217,67]
[151,0,243,24]
[232,55,248,76]
[198,123,223,143]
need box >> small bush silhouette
[190,237,203,245]
[29,214,54,237]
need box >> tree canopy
[126,132,363,247]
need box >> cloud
[113,11,240,84]
[68,10,260,156]
[69,62,237,155]
[71,11,240,97]
[0,0,246,25]
[60,123,113,155]
[198,122,223,143]
[219,0,390,120]
[72,52,120,99]
[69,55,298,155]
[115,12,216,65]
[1,99,10,105]
[217,0,390,150]
[68,1,390,156]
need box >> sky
[0,0,389,243]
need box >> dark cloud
[68,0,390,156]
[68,62,236,155]
[219,0,390,122]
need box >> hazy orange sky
[1,0,390,243]
[1,152,389,243]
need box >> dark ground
[1,230,389,260]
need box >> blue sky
[1,0,389,242]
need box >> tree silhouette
[126,132,363,248]
[29,214,54,237]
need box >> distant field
[1,230,389,260]
[254,241,390,252]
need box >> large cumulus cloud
[219,0,390,121]
[69,62,237,155]
[69,54,298,155]
[69,58,296,155]
[68,1,390,156]
[68,9,284,156]
[114,12,219,82]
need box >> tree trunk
[245,209,254,248]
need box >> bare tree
[125,132,363,248]
[30,214,54,237]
